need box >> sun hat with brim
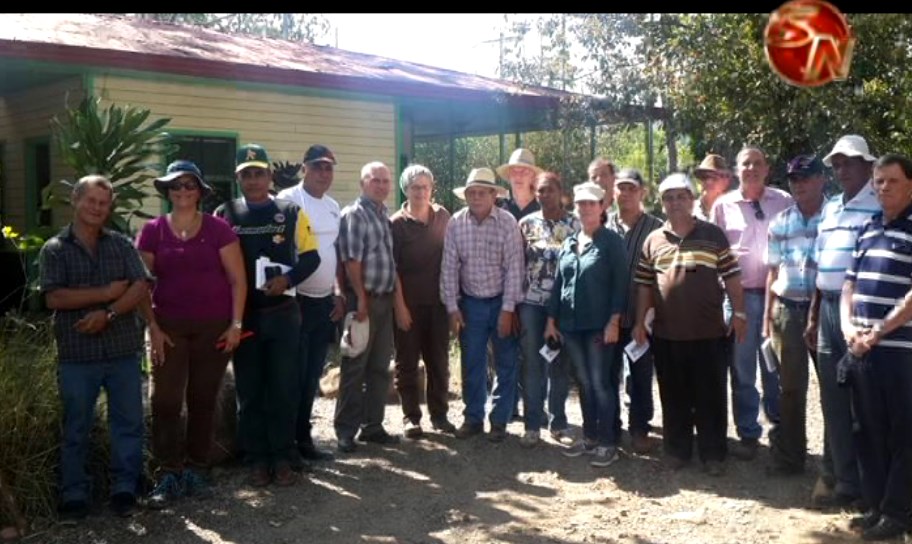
[573,181,606,203]
[693,154,730,179]
[235,143,271,173]
[453,167,509,200]
[658,173,696,196]
[496,148,544,179]
[340,311,370,358]
[822,135,876,167]
[154,160,213,197]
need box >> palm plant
[50,95,173,234]
[272,160,302,191]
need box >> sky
[319,14,514,78]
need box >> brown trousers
[151,315,230,473]
[393,302,451,424]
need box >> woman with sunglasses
[136,160,247,508]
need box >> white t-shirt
[276,184,340,297]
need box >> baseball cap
[573,181,606,202]
[340,312,370,358]
[303,144,337,165]
[236,144,271,173]
[786,155,825,178]
[615,168,645,186]
[658,173,695,196]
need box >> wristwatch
[105,306,118,322]
[733,311,748,321]
[231,320,243,330]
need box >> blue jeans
[726,290,779,439]
[234,301,302,467]
[817,293,861,496]
[459,295,518,427]
[58,354,144,503]
[295,294,336,447]
[563,329,618,447]
[518,304,552,431]
[611,326,655,436]
[547,352,571,432]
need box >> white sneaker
[590,446,620,467]
[520,430,540,448]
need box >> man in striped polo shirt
[633,173,746,476]
[606,167,663,454]
[840,153,912,540]
[806,135,880,508]
[762,155,826,476]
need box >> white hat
[452,167,509,200]
[658,173,695,196]
[573,181,606,203]
[822,135,876,167]
[496,148,544,179]
[340,312,370,358]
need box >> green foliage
[50,96,173,234]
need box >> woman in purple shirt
[136,160,246,508]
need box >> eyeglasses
[239,168,270,180]
[749,200,765,221]
[169,181,199,191]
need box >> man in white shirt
[277,144,346,464]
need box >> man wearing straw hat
[693,154,734,221]
[442,168,525,442]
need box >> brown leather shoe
[247,466,271,487]
[631,432,653,455]
[273,463,298,487]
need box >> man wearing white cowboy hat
[806,134,880,508]
[496,148,545,220]
[442,167,525,442]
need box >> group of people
[38,134,912,541]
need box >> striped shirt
[606,210,664,327]
[846,206,912,350]
[765,203,823,301]
[813,184,880,292]
[636,220,741,341]
[337,195,396,294]
[441,205,525,313]
[518,211,580,306]
[711,187,794,289]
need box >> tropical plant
[50,95,173,234]
[272,160,302,191]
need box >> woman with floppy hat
[136,160,247,508]
[497,148,545,220]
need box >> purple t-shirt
[136,214,238,320]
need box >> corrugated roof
[0,13,577,103]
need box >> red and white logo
[764,0,855,87]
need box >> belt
[743,288,766,294]
[460,292,503,302]
[820,290,841,301]
[366,291,394,298]
[777,297,810,309]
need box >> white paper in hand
[255,256,296,297]
[761,337,779,373]
[539,343,560,363]
[624,339,649,363]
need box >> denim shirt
[548,226,628,332]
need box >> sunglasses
[749,200,766,221]
[169,180,200,191]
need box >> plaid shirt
[441,206,524,313]
[765,203,823,301]
[337,195,396,294]
[39,225,149,363]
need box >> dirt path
[32,368,866,544]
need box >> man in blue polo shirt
[806,135,880,508]
[841,153,912,540]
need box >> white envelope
[539,343,560,363]
[255,256,296,297]
[624,339,650,363]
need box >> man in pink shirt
[711,147,793,460]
